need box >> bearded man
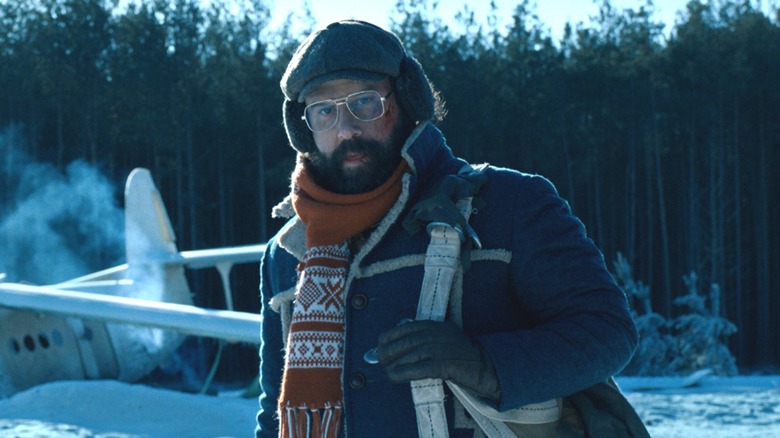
[256,20,647,438]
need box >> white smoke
[0,124,124,284]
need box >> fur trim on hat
[283,99,317,154]
[395,57,434,127]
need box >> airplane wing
[177,244,266,269]
[51,244,266,292]
[0,282,261,344]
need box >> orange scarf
[279,161,408,437]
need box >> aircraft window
[9,338,20,354]
[23,335,35,352]
[38,333,50,349]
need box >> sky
[263,0,705,41]
[167,1,778,42]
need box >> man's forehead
[305,78,390,102]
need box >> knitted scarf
[279,160,408,437]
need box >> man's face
[302,78,407,194]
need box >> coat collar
[273,122,462,260]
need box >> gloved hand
[376,320,501,401]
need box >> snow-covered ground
[620,374,780,438]
[0,380,257,437]
[0,375,778,437]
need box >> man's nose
[336,107,362,140]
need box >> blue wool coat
[256,123,638,437]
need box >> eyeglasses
[302,90,392,132]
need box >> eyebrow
[306,79,390,102]
[307,88,377,102]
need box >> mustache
[307,138,381,164]
[333,138,380,157]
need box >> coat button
[348,373,366,389]
[351,293,368,310]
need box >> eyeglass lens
[304,90,385,132]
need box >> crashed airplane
[0,168,265,397]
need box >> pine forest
[0,0,778,380]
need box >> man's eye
[314,104,333,117]
[353,95,374,108]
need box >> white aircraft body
[0,168,265,397]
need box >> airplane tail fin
[124,168,178,266]
[113,168,191,381]
[123,168,191,306]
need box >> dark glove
[376,320,501,401]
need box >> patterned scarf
[279,160,408,437]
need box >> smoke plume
[0,124,124,284]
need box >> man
[257,20,643,437]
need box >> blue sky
[263,0,700,40]
[116,0,777,41]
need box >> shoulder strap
[403,164,487,271]
[410,165,482,438]
[411,195,475,438]
[410,165,560,438]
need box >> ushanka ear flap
[283,99,317,154]
[395,56,435,124]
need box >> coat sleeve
[255,238,297,438]
[475,174,638,412]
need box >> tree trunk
[218,138,228,245]
[755,116,770,365]
[653,115,671,313]
[257,121,267,241]
[176,135,185,248]
[559,114,576,212]
[732,96,743,360]
[644,126,655,313]
[591,138,603,246]
[627,122,637,265]
[186,103,197,250]
[686,121,699,275]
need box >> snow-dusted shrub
[668,274,738,376]
[613,253,676,376]
[612,253,738,376]
[624,312,676,376]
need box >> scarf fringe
[281,402,342,438]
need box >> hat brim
[297,70,388,102]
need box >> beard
[303,120,409,194]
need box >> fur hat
[281,20,435,153]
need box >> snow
[0,380,258,437]
[619,375,780,438]
[0,375,778,437]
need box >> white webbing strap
[411,378,450,438]
[447,381,561,437]
[411,200,470,438]
[416,224,462,321]
[411,194,561,438]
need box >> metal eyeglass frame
[301,89,393,132]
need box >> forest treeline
[0,0,777,374]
